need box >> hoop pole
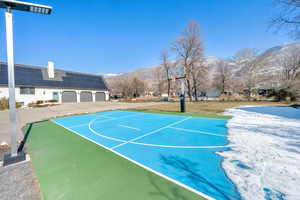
[180,79,185,112]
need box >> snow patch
[220,106,300,200]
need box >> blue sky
[0,0,295,74]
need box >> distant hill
[105,56,222,83]
[254,42,300,74]
[105,42,300,90]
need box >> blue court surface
[52,110,241,200]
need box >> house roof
[0,62,108,91]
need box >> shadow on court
[160,155,240,200]
[18,120,48,153]
[148,172,190,200]
[18,123,33,153]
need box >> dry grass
[117,96,161,103]
[135,101,288,115]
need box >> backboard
[169,64,185,81]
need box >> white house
[0,61,109,106]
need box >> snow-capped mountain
[100,73,123,78]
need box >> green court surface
[25,120,206,200]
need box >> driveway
[0,101,165,145]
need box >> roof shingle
[0,63,108,91]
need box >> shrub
[48,99,58,103]
[272,89,297,102]
[0,97,22,110]
[218,94,247,101]
[28,103,35,107]
[16,102,23,108]
[217,93,271,102]
[36,100,44,104]
[0,97,9,110]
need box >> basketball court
[52,110,240,200]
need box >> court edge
[124,109,232,120]
[50,119,214,200]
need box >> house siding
[0,86,109,106]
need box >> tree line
[155,17,300,101]
[108,0,300,102]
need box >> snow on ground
[220,106,300,200]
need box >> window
[52,92,59,100]
[20,87,35,95]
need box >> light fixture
[0,0,52,14]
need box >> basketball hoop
[172,75,178,82]
[168,65,186,113]
[170,74,185,81]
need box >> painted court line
[99,115,116,119]
[51,120,214,200]
[111,117,192,150]
[169,127,226,137]
[85,113,148,143]
[69,123,90,128]
[128,142,233,149]
[86,115,230,149]
[69,112,144,129]
[89,127,126,143]
[118,124,141,131]
[90,113,146,127]
[89,126,232,149]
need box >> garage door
[80,91,93,102]
[95,92,106,101]
[62,91,77,103]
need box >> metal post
[5,8,18,157]
[181,79,185,95]
[180,79,185,113]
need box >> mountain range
[103,42,300,87]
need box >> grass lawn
[131,101,287,116]
[25,120,206,200]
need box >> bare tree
[271,0,300,39]
[131,77,147,97]
[121,79,133,98]
[230,48,261,96]
[231,48,258,75]
[161,51,172,99]
[278,47,300,85]
[292,74,300,100]
[106,77,128,98]
[232,48,258,64]
[172,21,204,101]
[190,59,208,101]
[242,65,258,95]
[106,76,147,98]
[154,67,165,96]
[213,60,233,94]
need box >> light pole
[0,0,52,166]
